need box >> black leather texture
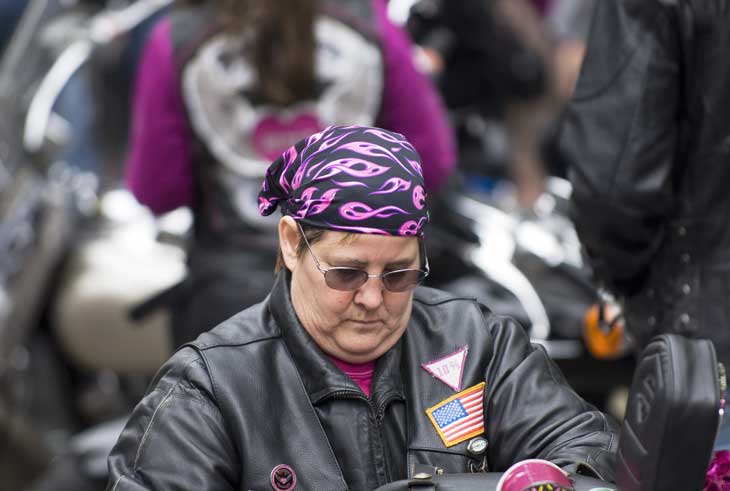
[616,334,721,490]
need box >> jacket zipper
[324,390,403,487]
[373,392,404,485]
[717,362,727,440]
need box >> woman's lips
[351,320,381,326]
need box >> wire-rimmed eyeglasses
[297,222,429,292]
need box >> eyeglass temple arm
[296,221,326,272]
[420,237,430,274]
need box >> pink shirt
[329,356,376,398]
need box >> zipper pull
[719,362,727,418]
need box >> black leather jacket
[107,272,617,490]
[561,0,730,364]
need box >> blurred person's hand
[413,45,445,76]
[554,39,585,102]
[495,0,553,59]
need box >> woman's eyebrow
[324,255,368,267]
[326,256,417,268]
[386,258,418,269]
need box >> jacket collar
[268,270,404,407]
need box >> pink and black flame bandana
[258,125,429,236]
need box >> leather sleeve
[483,313,619,481]
[106,348,238,491]
[676,0,730,213]
[559,0,681,295]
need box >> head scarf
[258,125,429,236]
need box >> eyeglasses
[297,222,430,292]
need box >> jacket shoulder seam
[131,382,177,476]
[193,333,281,352]
[413,295,482,308]
[129,357,207,477]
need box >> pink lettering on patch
[422,346,469,392]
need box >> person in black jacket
[407,0,547,121]
[561,1,730,368]
[107,126,617,491]
[407,0,555,207]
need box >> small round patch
[270,464,297,491]
[467,436,488,455]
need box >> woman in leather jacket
[560,0,730,368]
[107,126,617,491]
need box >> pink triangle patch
[422,346,469,392]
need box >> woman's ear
[278,216,300,271]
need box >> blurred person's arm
[496,0,553,62]
[125,17,195,215]
[492,0,554,208]
[373,0,456,193]
[546,0,596,102]
[560,0,681,295]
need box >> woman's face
[281,218,420,364]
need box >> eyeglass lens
[324,268,426,292]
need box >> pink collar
[329,356,376,397]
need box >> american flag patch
[426,382,486,447]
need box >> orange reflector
[583,303,625,360]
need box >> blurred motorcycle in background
[0,1,174,489]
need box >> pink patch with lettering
[422,346,469,392]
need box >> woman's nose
[353,276,385,309]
